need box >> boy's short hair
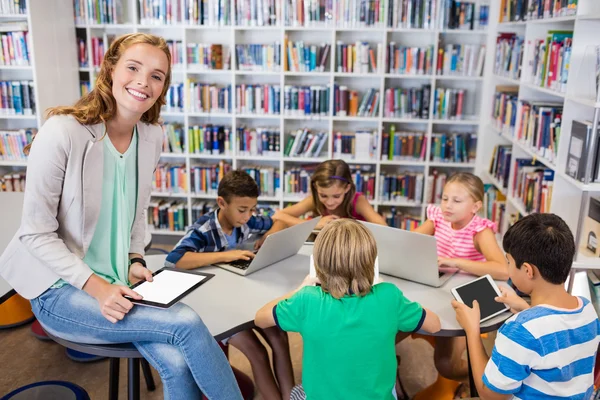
[218,170,259,202]
[313,219,376,299]
[502,213,575,284]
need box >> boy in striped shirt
[452,213,600,399]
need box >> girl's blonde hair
[25,33,171,154]
[313,219,376,299]
[310,159,356,218]
[446,172,484,203]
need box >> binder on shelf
[565,120,597,183]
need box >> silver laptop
[214,217,320,276]
[359,221,457,287]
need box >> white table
[145,245,513,340]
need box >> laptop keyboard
[229,259,251,270]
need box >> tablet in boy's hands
[128,268,214,309]
[451,275,509,323]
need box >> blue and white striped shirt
[483,297,600,399]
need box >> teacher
[0,33,242,399]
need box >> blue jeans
[30,284,243,400]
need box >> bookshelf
[72,0,490,236]
[478,0,600,271]
[0,0,79,187]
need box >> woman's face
[111,43,168,120]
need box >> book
[190,161,232,194]
[153,164,188,194]
[379,172,424,203]
[148,200,189,232]
[237,127,280,157]
[188,124,233,155]
[188,82,231,113]
[235,84,281,115]
[386,43,434,75]
[565,120,596,182]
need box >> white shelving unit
[477,0,600,271]
[73,0,489,236]
[0,1,79,173]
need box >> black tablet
[305,230,320,244]
[128,267,214,309]
[451,275,510,323]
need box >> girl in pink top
[410,172,508,399]
[274,160,386,229]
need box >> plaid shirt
[165,209,272,267]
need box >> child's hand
[221,250,256,263]
[495,286,529,314]
[315,215,339,229]
[299,274,320,288]
[451,299,481,335]
[438,257,459,269]
[254,236,267,250]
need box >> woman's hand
[84,275,143,323]
[128,262,153,285]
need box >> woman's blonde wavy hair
[25,33,171,154]
[313,219,377,299]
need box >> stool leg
[128,358,140,400]
[140,359,156,391]
[109,358,120,400]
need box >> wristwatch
[129,257,147,268]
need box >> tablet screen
[133,269,208,306]
[454,278,507,320]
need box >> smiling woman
[0,33,242,400]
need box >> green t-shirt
[275,282,425,400]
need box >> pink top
[322,192,365,221]
[427,205,497,262]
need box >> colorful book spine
[167,40,184,67]
[491,87,519,133]
[430,133,477,163]
[190,160,232,194]
[148,200,189,232]
[511,158,553,214]
[283,167,312,196]
[191,201,217,222]
[243,166,281,197]
[379,172,424,203]
[432,87,466,120]
[235,84,281,115]
[384,85,431,119]
[527,32,572,93]
[74,0,118,24]
[188,124,233,155]
[512,100,562,163]
[184,0,232,26]
[436,44,485,77]
[488,145,512,189]
[234,0,282,26]
[386,43,434,75]
[0,31,29,66]
[494,33,524,80]
[235,43,281,72]
[188,81,231,113]
[483,185,506,235]
[526,0,577,20]
[162,123,186,153]
[387,0,437,29]
[284,128,328,158]
[77,36,87,67]
[380,127,427,161]
[283,85,329,116]
[351,165,376,200]
[333,130,378,160]
[383,208,421,231]
[187,43,229,70]
[284,38,330,72]
[335,41,383,74]
[236,127,280,157]
[284,0,334,27]
[139,0,182,25]
[336,0,385,27]
[164,82,185,112]
[0,0,26,15]
[152,164,188,194]
[437,0,478,30]
[0,81,34,115]
[333,85,380,117]
[0,128,36,160]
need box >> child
[165,170,294,400]
[255,219,442,399]
[273,159,386,229]
[411,172,508,398]
[453,213,600,399]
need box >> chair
[1,380,90,400]
[45,332,156,400]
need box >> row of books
[241,166,281,197]
[489,145,512,191]
[167,40,185,67]
[430,132,476,163]
[526,31,572,94]
[387,1,488,30]
[148,200,189,232]
[491,86,518,133]
[187,82,231,113]
[1,173,25,192]
[336,0,385,28]
[384,208,421,231]
[386,44,434,75]
[282,165,378,198]
[379,173,424,204]
[162,123,185,153]
[500,0,578,22]
[0,128,36,161]
[283,85,329,116]
[494,33,524,81]
[74,0,119,25]
[381,128,427,161]
[333,130,378,160]
[426,169,448,204]
[0,81,35,116]
[187,43,229,70]
[383,85,431,119]
[335,41,383,74]
[333,86,380,117]
[236,84,281,115]
[283,39,330,72]
[436,44,485,77]
[237,127,281,156]
[511,159,553,214]
[483,185,506,236]
[234,0,281,26]
[432,88,466,120]
[284,129,328,158]
[153,164,189,194]
[191,125,234,155]
[284,0,332,27]
[235,43,282,72]
[439,1,488,30]
[0,31,29,67]
[353,169,376,200]
[184,0,233,26]
[190,161,232,194]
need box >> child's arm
[354,194,387,225]
[255,275,319,328]
[452,300,516,400]
[420,308,442,333]
[439,228,508,280]
[413,219,435,235]
[272,197,315,227]
[253,219,289,249]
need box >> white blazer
[0,115,162,299]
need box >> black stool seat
[45,332,156,400]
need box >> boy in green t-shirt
[255,219,442,400]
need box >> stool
[0,293,34,329]
[1,380,90,400]
[45,332,156,400]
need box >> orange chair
[0,292,34,329]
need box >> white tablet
[128,268,214,309]
[309,255,380,284]
[451,275,510,323]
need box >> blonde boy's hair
[313,219,376,299]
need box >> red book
[456,90,464,119]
